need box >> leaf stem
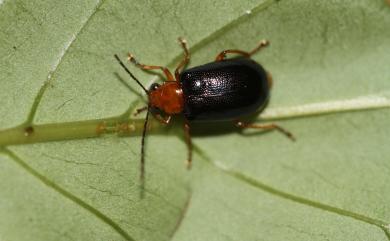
[0,117,159,146]
[1,94,390,147]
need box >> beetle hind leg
[235,120,295,141]
[215,39,269,61]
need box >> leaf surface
[1,0,390,240]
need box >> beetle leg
[127,53,175,82]
[133,106,148,116]
[153,114,172,125]
[215,39,269,61]
[235,121,295,141]
[174,37,190,81]
[184,121,192,169]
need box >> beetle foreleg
[127,53,175,82]
[133,106,148,116]
[153,114,172,125]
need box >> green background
[1,0,390,240]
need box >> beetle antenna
[114,54,149,94]
[140,105,150,182]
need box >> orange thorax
[149,82,184,114]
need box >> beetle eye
[149,83,160,91]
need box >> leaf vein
[194,145,390,240]
[24,0,108,125]
[1,147,135,241]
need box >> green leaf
[1,0,390,240]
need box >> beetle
[114,38,294,180]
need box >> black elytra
[180,57,269,121]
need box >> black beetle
[114,38,294,179]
